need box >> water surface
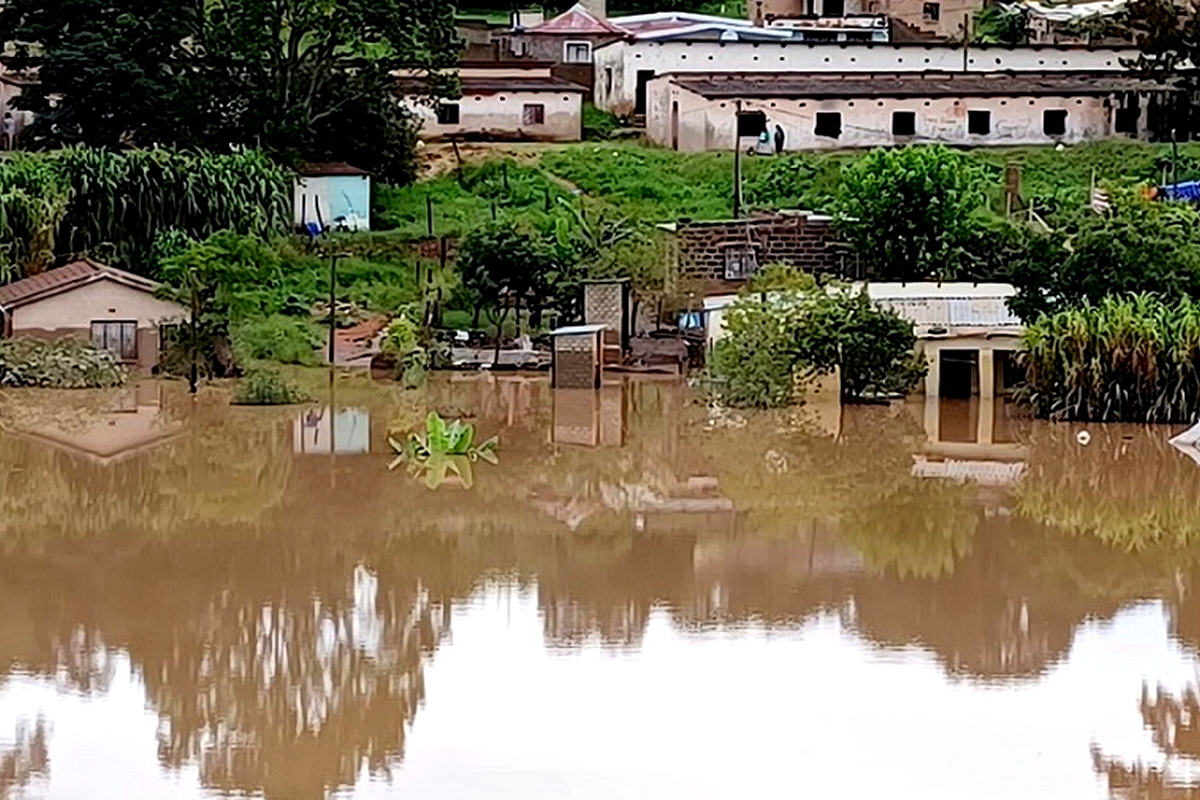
[1,378,1199,800]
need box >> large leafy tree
[834,144,986,281]
[1,0,460,183]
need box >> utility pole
[733,99,743,218]
[328,252,340,366]
[189,281,198,394]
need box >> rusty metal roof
[668,71,1164,99]
[524,4,628,35]
[0,259,162,310]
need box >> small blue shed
[294,162,371,232]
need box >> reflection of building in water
[552,385,626,447]
[293,407,371,454]
[0,382,182,465]
[0,718,49,798]
[913,395,1028,491]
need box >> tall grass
[1019,294,1200,423]
[0,147,291,278]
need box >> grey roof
[667,71,1168,99]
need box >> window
[564,41,592,64]
[967,109,991,135]
[91,321,138,361]
[1043,108,1067,136]
[436,103,459,125]
[892,110,916,136]
[523,103,545,125]
[737,110,767,138]
[814,112,842,139]
[923,2,940,20]
[724,246,759,280]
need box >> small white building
[647,71,1158,151]
[592,38,1139,116]
[294,162,371,233]
[401,64,587,142]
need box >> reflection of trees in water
[150,563,444,799]
[0,718,49,800]
[1093,684,1200,799]
[1016,424,1200,548]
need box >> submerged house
[0,259,187,371]
[703,281,1023,397]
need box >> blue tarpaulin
[1159,180,1200,202]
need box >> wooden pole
[733,99,743,219]
[328,253,338,366]
[189,281,198,394]
[426,194,434,237]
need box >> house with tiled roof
[0,259,188,371]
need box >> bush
[582,103,622,140]
[1018,293,1200,423]
[232,365,309,405]
[711,270,925,407]
[231,315,323,365]
[0,338,126,388]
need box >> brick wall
[672,211,847,294]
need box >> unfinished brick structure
[667,211,847,295]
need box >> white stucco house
[591,38,1139,117]
[0,259,188,371]
[400,64,588,142]
[646,70,1159,151]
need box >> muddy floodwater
[3,375,1200,800]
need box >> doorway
[671,100,680,149]
[634,70,655,115]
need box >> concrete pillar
[923,343,941,397]
[976,348,996,445]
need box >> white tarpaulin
[1020,0,1126,22]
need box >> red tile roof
[0,259,162,310]
[525,3,627,35]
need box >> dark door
[823,0,844,15]
[635,70,655,115]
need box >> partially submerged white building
[704,281,1024,398]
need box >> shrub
[582,103,621,140]
[232,365,309,405]
[381,311,431,387]
[0,338,126,388]
[231,315,323,365]
[711,271,925,407]
[1018,293,1200,423]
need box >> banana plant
[387,412,498,489]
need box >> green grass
[375,140,1200,241]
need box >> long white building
[593,40,1140,116]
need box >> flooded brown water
[2,375,1200,800]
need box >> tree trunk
[473,303,482,330]
[493,305,509,366]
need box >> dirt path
[416,142,583,195]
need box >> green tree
[972,5,1028,44]
[457,222,560,359]
[835,145,986,281]
[1008,189,1200,321]
[1,0,460,183]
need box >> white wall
[405,90,583,142]
[594,39,1139,114]
[12,279,187,332]
[648,78,1117,151]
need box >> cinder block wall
[675,213,843,291]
